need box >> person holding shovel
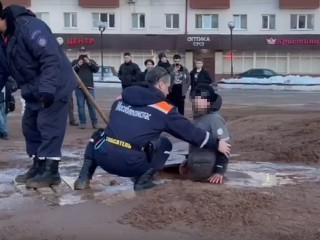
[74,67,231,191]
[0,3,77,188]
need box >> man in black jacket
[190,59,213,96]
[139,59,154,82]
[118,52,141,89]
[72,47,99,129]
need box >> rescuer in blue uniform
[74,67,231,191]
[0,3,78,188]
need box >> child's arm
[208,114,230,184]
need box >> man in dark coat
[190,59,213,96]
[0,3,77,188]
[118,52,141,89]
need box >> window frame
[290,14,314,30]
[132,13,146,29]
[195,14,219,29]
[233,14,247,30]
[63,12,77,29]
[165,13,179,29]
[92,13,115,29]
[261,14,276,30]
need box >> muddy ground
[0,91,320,240]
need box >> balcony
[1,0,31,7]
[279,0,319,9]
[190,0,230,9]
[78,0,119,8]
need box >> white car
[93,66,121,83]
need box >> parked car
[93,66,121,83]
[236,68,279,79]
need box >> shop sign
[187,36,211,47]
[266,37,320,46]
[67,37,96,46]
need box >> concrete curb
[218,83,320,91]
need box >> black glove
[40,92,55,108]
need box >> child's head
[192,84,222,113]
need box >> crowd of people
[0,2,231,192]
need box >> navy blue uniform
[85,84,219,178]
[3,6,77,158]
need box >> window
[64,12,77,28]
[233,14,247,30]
[195,14,218,29]
[165,14,179,29]
[132,13,145,29]
[35,12,49,25]
[290,14,314,30]
[92,13,115,28]
[262,14,275,30]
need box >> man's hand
[84,57,90,64]
[78,59,84,66]
[218,140,231,158]
[208,173,224,184]
[40,92,55,108]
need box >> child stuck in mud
[179,84,230,184]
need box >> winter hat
[193,84,222,112]
[158,52,167,59]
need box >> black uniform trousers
[84,136,172,178]
[22,98,69,158]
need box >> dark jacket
[0,36,9,92]
[3,5,77,107]
[157,61,172,74]
[72,58,99,88]
[190,68,212,91]
[118,61,141,86]
[138,69,148,82]
[104,84,219,149]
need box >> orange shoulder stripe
[148,101,173,114]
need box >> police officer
[0,3,77,188]
[74,67,231,191]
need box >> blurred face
[193,96,210,111]
[0,19,7,33]
[146,62,154,70]
[161,57,167,63]
[173,58,181,65]
[79,51,87,56]
[196,61,203,69]
[124,55,131,63]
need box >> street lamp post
[98,24,106,80]
[228,21,235,78]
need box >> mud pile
[228,113,320,163]
[119,180,276,230]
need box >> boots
[74,158,98,190]
[26,159,61,189]
[134,168,157,191]
[15,157,43,183]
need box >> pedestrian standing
[139,59,154,82]
[118,52,141,89]
[190,59,212,97]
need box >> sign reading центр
[266,37,320,46]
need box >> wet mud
[1,95,320,239]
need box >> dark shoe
[69,121,79,126]
[134,168,157,191]
[26,159,61,189]
[0,132,9,140]
[92,124,98,129]
[79,124,86,129]
[15,157,43,183]
[74,158,98,190]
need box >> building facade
[3,0,320,79]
